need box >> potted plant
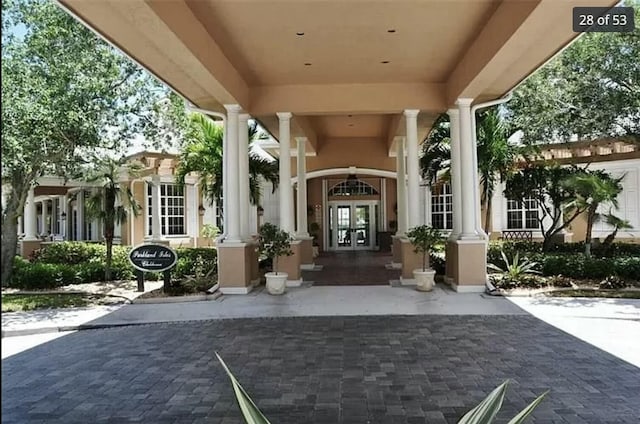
[258,223,293,295]
[405,225,444,291]
[308,222,321,257]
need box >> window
[506,197,539,230]
[328,180,378,196]
[431,183,452,230]
[147,183,186,235]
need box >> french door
[328,201,378,250]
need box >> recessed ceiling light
[304,62,312,66]
[381,60,390,64]
[296,32,305,36]
[348,123,354,127]
[387,29,396,33]
[347,114,353,118]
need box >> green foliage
[506,3,640,143]
[405,225,444,271]
[2,293,91,312]
[1,0,173,286]
[429,252,446,275]
[541,255,639,280]
[201,224,220,240]
[599,275,628,290]
[173,247,217,280]
[258,223,293,275]
[216,353,547,424]
[175,113,279,209]
[488,251,541,279]
[10,262,78,290]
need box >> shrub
[33,242,108,264]
[489,274,547,290]
[612,257,640,281]
[173,248,217,279]
[599,275,628,290]
[10,262,79,290]
[429,252,446,275]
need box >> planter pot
[265,272,288,295]
[413,269,436,292]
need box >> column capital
[238,113,250,122]
[455,98,474,107]
[295,136,308,144]
[276,112,292,120]
[224,104,242,113]
[403,109,420,118]
[447,108,460,117]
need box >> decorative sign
[128,243,178,273]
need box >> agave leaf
[458,380,508,424]
[487,263,505,273]
[500,250,509,268]
[216,353,272,424]
[506,390,548,424]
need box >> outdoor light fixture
[60,212,67,221]
[346,173,359,188]
[198,205,206,216]
[257,206,264,217]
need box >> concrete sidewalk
[2,285,524,337]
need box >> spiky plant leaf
[216,353,271,424]
[506,390,549,424]
[457,380,508,424]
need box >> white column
[457,98,480,239]
[404,109,420,229]
[76,190,84,241]
[150,175,162,240]
[40,199,48,237]
[380,178,387,231]
[187,183,198,239]
[424,186,433,226]
[224,104,242,242]
[396,137,408,235]
[277,112,295,234]
[448,108,462,241]
[322,179,328,248]
[296,137,309,237]
[23,188,38,240]
[238,113,250,241]
[91,189,100,240]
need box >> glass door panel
[354,205,370,248]
[336,205,352,248]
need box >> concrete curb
[131,291,222,304]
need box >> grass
[546,289,640,299]
[1,293,118,312]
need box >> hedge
[10,242,217,290]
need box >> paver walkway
[3,315,639,423]
[304,251,399,285]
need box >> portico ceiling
[59,0,617,154]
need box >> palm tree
[84,157,142,281]
[564,170,624,256]
[420,108,519,233]
[176,113,279,221]
[600,213,633,246]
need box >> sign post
[128,243,178,292]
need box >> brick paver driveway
[3,315,639,423]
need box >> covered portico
[58,0,616,293]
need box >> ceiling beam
[292,116,319,152]
[249,83,446,116]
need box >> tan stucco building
[41,0,622,293]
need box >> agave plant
[487,250,541,279]
[217,354,547,424]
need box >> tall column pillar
[448,109,462,240]
[277,112,294,234]
[23,188,38,240]
[224,104,242,243]
[296,137,309,237]
[404,110,420,229]
[41,199,48,237]
[395,137,407,235]
[457,98,480,239]
[150,175,162,240]
[76,190,85,241]
[238,113,250,241]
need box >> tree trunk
[105,236,113,282]
[584,209,595,257]
[1,215,19,287]
[602,228,618,246]
[484,198,492,235]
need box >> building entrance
[328,200,378,251]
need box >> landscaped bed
[1,292,124,312]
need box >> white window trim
[145,181,188,237]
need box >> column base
[278,240,302,282]
[217,241,257,294]
[446,239,487,288]
[391,235,403,264]
[297,236,314,266]
[20,239,42,259]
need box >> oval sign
[128,243,178,273]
